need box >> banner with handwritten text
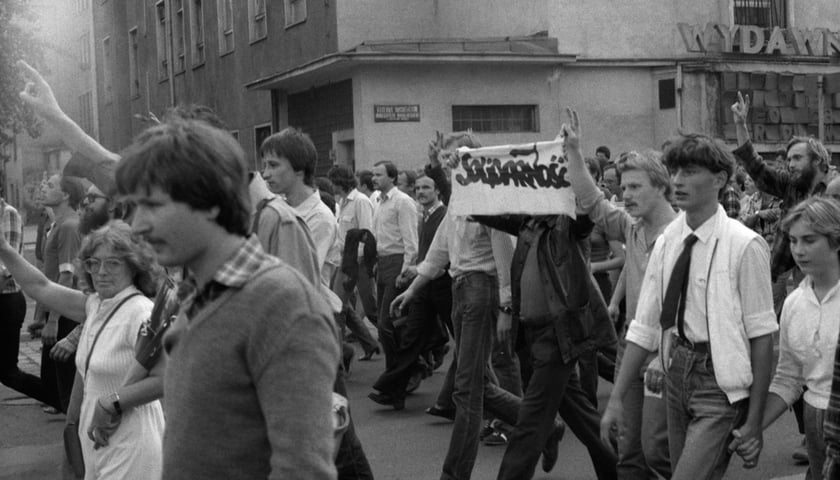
[448,139,576,216]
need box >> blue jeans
[614,339,671,480]
[804,403,827,480]
[665,343,747,480]
[441,272,520,480]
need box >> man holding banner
[464,136,618,479]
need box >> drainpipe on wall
[818,75,825,142]
[166,0,176,107]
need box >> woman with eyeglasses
[0,218,164,479]
[732,196,840,479]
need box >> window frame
[155,0,169,81]
[189,0,205,67]
[451,105,540,134]
[248,0,268,43]
[732,0,788,28]
[284,0,307,28]
[128,27,141,99]
[217,0,235,56]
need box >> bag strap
[251,197,273,234]
[84,293,143,375]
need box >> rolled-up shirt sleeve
[625,237,665,352]
[769,301,805,407]
[397,197,419,270]
[490,228,515,306]
[739,237,778,339]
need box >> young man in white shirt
[601,132,777,479]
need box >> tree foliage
[0,0,44,146]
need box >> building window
[254,124,272,163]
[734,0,787,28]
[285,0,306,28]
[659,79,676,110]
[129,28,140,98]
[452,105,539,133]
[217,0,234,55]
[249,0,267,43]
[102,36,113,104]
[173,0,186,73]
[78,91,93,134]
[155,0,169,80]
[79,32,90,70]
[189,0,205,66]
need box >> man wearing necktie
[601,132,778,479]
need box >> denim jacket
[474,214,616,364]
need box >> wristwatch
[498,305,513,315]
[109,392,123,416]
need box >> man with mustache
[732,92,831,282]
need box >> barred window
[452,105,539,133]
[734,0,787,28]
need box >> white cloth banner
[448,139,576,216]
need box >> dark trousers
[375,254,403,370]
[0,292,58,409]
[373,276,452,399]
[334,313,375,480]
[40,315,77,413]
[497,322,618,480]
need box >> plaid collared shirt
[1,200,23,294]
[177,235,278,320]
[719,186,741,219]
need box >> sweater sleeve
[249,299,340,480]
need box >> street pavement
[0,321,811,479]
[0,327,810,479]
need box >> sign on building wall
[374,104,420,122]
[448,139,576,216]
[678,23,840,57]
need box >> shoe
[483,430,508,446]
[359,346,380,361]
[42,406,61,415]
[425,405,456,421]
[793,438,809,465]
[479,421,494,442]
[368,392,405,410]
[405,371,423,394]
[541,421,566,472]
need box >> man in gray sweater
[116,119,341,479]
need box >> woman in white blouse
[734,196,840,480]
[0,219,164,479]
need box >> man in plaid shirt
[0,192,58,408]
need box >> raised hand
[428,131,444,167]
[731,91,750,125]
[560,108,581,152]
[18,60,64,121]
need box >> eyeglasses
[83,257,126,274]
[84,193,109,204]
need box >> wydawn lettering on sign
[455,144,571,190]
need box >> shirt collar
[800,277,840,305]
[424,201,443,217]
[380,186,397,200]
[210,235,274,289]
[678,204,724,245]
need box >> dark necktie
[660,234,699,340]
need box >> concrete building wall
[353,64,560,172]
